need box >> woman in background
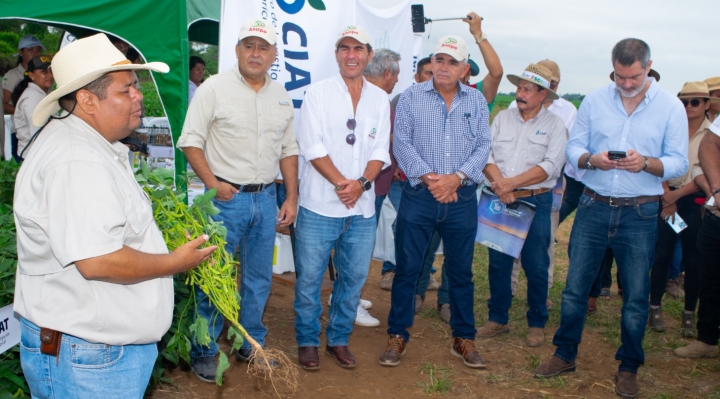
[12,55,53,161]
[188,56,205,104]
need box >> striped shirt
[393,79,492,186]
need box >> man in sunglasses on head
[381,32,492,369]
[293,25,390,371]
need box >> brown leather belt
[513,187,551,199]
[583,188,659,207]
[40,327,62,364]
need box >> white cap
[433,35,468,62]
[238,19,276,45]
[335,25,372,48]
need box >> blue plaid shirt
[393,79,492,186]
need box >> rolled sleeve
[371,101,392,169]
[691,164,704,180]
[658,101,689,181]
[393,92,433,182]
[177,83,215,149]
[297,89,330,162]
[42,161,126,266]
[566,99,591,170]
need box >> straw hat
[537,59,560,81]
[704,76,720,93]
[32,33,169,127]
[507,63,559,100]
[609,69,660,82]
[678,81,720,102]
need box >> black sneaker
[190,356,217,383]
[235,347,253,362]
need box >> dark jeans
[696,213,720,346]
[558,173,585,225]
[589,248,621,297]
[488,191,553,327]
[650,194,702,311]
[553,194,658,373]
[388,182,478,341]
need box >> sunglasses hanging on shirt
[346,118,357,146]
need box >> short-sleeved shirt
[178,65,299,185]
[668,118,710,188]
[13,115,173,345]
[297,75,391,218]
[487,106,568,189]
[1,65,25,99]
[13,82,46,155]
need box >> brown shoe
[414,295,424,314]
[587,297,597,314]
[533,356,576,378]
[615,371,639,398]
[298,346,320,371]
[450,338,485,368]
[379,334,406,367]
[673,341,720,359]
[325,345,356,368]
[664,278,684,299]
[526,327,545,347]
[476,321,509,338]
[379,271,394,291]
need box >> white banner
[219,0,424,109]
[0,304,21,355]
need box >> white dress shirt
[510,97,578,180]
[297,75,391,218]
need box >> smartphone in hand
[608,151,627,161]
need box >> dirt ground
[152,220,720,399]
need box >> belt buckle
[608,197,618,207]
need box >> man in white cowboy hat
[13,33,216,397]
[478,63,567,347]
[535,38,688,399]
[293,25,390,371]
[704,76,720,122]
[177,19,299,382]
[506,59,576,307]
[381,34,491,370]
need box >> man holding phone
[534,39,688,399]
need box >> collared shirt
[668,118,711,188]
[510,97,579,180]
[1,65,25,99]
[13,82,47,155]
[487,106,567,189]
[188,80,198,104]
[566,80,688,197]
[393,78,492,186]
[13,115,173,345]
[178,64,299,185]
[297,75,391,218]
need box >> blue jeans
[553,194,658,373]
[558,173,585,225]
[388,182,478,341]
[488,191,553,327]
[415,230,440,297]
[375,180,403,275]
[191,185,277,358]
[294,207,376,347]
[20,318,157,398]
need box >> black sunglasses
[346,118,356,146]
[681,98,703,108]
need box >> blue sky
[363,0,720,95]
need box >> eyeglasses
[680,98,703,108]
[346,118,356,146]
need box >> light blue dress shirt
[566,79,688,197]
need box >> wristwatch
[585,154,596,170]
[455,171,468,186]
[475,32,487,44]
[642,156,650,171]
[358,176,372,191]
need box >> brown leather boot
[450,338,485,369]
[533,356,576,378]
[298,346,320,371]
[379,334,406,367]
[325,345,356,368]
[615,371,639,398]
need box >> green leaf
[215,352,230,386]
[227,325,244,353]
[308,0,326,10]
[140,158,151,180]
[189,316,210,346]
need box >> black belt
[215,175,269,193]
[583,188,659,207]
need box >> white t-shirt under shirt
[13,115,173,345]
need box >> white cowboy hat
[507,63,559,100]
[32,33,169,127]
